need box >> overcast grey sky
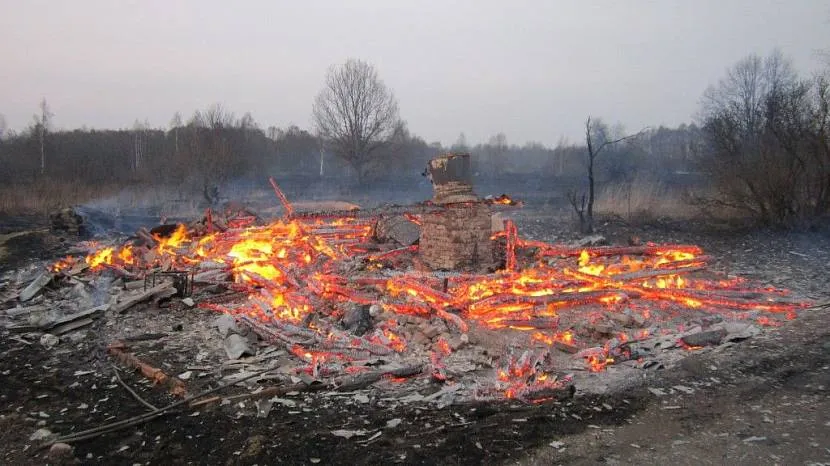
[1,0,827,145]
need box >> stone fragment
[213,314,241,337]
[241,435,267,459]
[40,333,59,349]
[553,340,579,354]
[48,442,74,460]
[606,312,632,327]
[681,328,727,347]
[341,304,371,335]
[29,428,54,441]
[719,322,761,342]
[411,331,429,346]
[375,215,420,246]
[573,235,607,247]
[420,323,440,339]
[449,335,467,351]
[589,323,615,336]
[223,334,254,359]
[368,304,383,317]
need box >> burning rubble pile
[2,154,809,405]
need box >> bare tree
[312,58,400,180]
[203,103,236,129]
[34,98,53,175]
[486,132,508,175]
[132,119,145,173]
[238,112,257,142]
[569,117,646,233]
[0,113,6,141]
[702,50,796,138]
[552,135,570,175]
[451,132,469,152]
[169,111,183,155]
[185,104,237,205]
[700,50,830,225]
[266,126,279,141]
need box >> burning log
[436,309,469,333]
[335,364,423,391]
[514,382,575,402]
[193,269,230,284]
[366,245,418,262]
[318,334,394,356]
[237,315,318,344]
[108,341,186,397]
[469,290,628,311]
[268,177,294,217]
[387,277,456,308]
[504,219,518,272]
[539,244,704,258]
[611,266,707,283]
[495,317,560,330]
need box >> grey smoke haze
[1,0,827,145]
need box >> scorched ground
[1,195,828,465]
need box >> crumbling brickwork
[420,203,492,271]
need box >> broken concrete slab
[20,272,54,302]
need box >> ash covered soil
[1,206,829,465]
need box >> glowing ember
[51,256,78,273]
[587,353,614,372]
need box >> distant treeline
[0,104,703,197]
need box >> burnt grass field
[1,179,829,465]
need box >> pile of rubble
[0,179,809,411]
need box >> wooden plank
[43,304,109,330]
[50,317,94,335]
[20,272,54,302]
[112,283,175,313]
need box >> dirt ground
[1,208,829,465]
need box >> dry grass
[0,181,115,215]
[594,176,697,221]
[0,180,201,216]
